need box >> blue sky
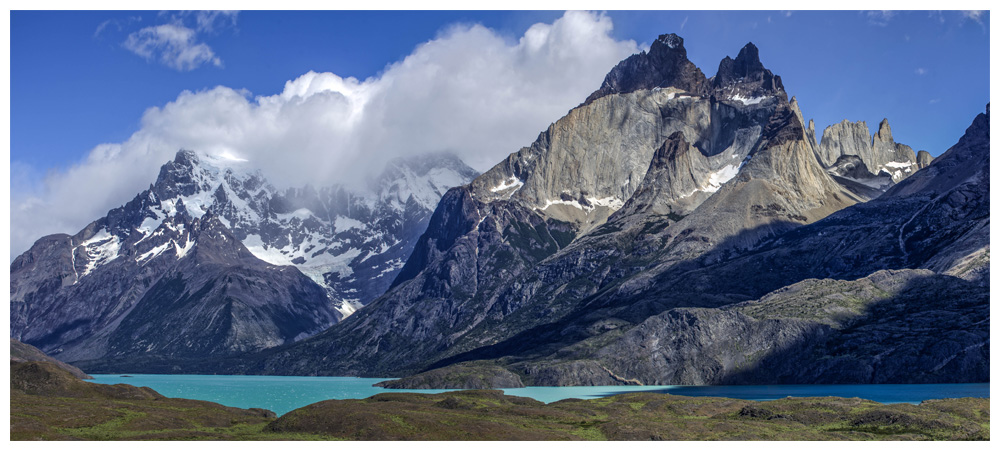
[7,10,991,258]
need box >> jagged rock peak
[917,150,934,169]
[807,119,818,148]
[583,33,707,104]
[712,42,786,100]
[654,33,684,49]
[874,118,893,143]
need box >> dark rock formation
[584,33,707,104]
[711,42,786,100]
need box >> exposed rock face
[816,118,919,185]
[10,150,477,371]
[612,131,713,218]
[584,33,707,104]
[588,269,987,385]
[711,42,786,101]
[10,209,339,370]
[815,120,872,167]
[917,150,934,168]
[871,118,919,179]
[825,155,892,199]
[806,119,817,148]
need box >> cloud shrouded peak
[11,11,639,259]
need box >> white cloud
[915,67,927,75]
[124,23,222,71]
[961,10,985,23]
[94,15,142,38]
[192,10,238,33]
[865,11,896,26]
[10,11,638,259]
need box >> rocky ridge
[208,35,944,380]
[10,150,477,370]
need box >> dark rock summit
[584,33,708,104]
[712,42,786,100]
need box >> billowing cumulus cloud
[10,11,638,259]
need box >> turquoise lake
[88,374,989,417]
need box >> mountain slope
[11,150,477,371]
[218,35,884,378]
[393,105,989,387]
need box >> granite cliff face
[815,118,923,187]
[10,150,477,371]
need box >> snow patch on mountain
[731,93,766,105]
[79,230,121,277]
[704,164,740,193]
[490,175,525,196]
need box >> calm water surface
[89,374,989,417]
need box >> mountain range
[10,151,478,369]
[10,33,988,387]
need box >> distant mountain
[815,118,924,194]
[10,150,477,371]
[210,34,986,388]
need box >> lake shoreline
[87,372,990,417]
[15,361,990,441]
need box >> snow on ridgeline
[490,175,525,197]
[731,93,766,105]
[538,195,625,213]
[63,149,479,319]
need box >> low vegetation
[10,361,989,440]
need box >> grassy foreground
[10,361,989,440]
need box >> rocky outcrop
[711,42,786,101]
[815,120,872,167]
[583,269,988,385]
[917,150,934,168]
[825,155,892,200]
[816,118,919,184]
[375,361,525,389]
[612,132,713,218]
[584,33,707,104]
[871,118,919,179]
